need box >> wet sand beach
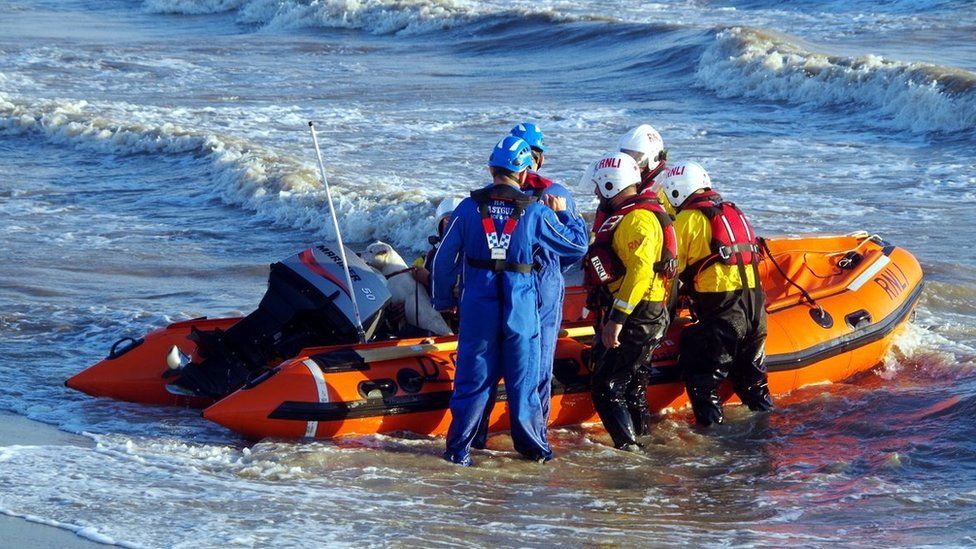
[0,413,105,548]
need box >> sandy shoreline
[0,412,108,548]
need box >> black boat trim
[268,280,923,422]
[765,280,922,372]
[107,337,144,360]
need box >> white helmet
[577,160,597,192]
[662,161,711,208]
[592,152,641,200]
[618,124,665,168]
[435,197,463,221]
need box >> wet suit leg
[626,366,652,437]
[591,301,668,448]
[679,311,737,427]
[730,296,773,412]
[470,386,496,450]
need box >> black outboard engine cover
[174,244,390,398]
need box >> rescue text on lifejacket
[465,186,537,274]
[584,196,678,288]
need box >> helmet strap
[532,149,544,170]
[609,185,638,207]
[646,160,666,181]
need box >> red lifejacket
[636,161,666,196]
[583,195,678,288]
[680,190,760,282]
[521,171,553,198]
[465,185,536,274]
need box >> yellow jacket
[606,208,668,320]
[674,208,758,293]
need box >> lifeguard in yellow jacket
[663,161,773,426]
[617,124,675,218]
[582,152,677,450]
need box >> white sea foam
[144,0,245,15]
[0,89,633,255]
[696,27,976,136]
[1,505,139,548]
[144,0,575,35]
[878,317,974,380]
[0,93,439,253]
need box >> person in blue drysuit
[431,136,588,466]
[471,122,584,449]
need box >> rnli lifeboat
[196,232,923,440]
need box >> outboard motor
[172,244,390,399]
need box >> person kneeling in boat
[583,152,675,451]
[662,161,773,426]
[412,197,465,289]
[431,136,587,466]
[373,197,464,336]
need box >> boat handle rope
[759,237,824,316]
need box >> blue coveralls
[431,184,587,463]
[472,178,583,447]
[532,181,582,418]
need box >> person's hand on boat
[601,320,622,349]
[543,194,567,212]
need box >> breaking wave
[143,0,244,15]
[0,93,438,253]
[721,0,967,14]
[696,27,976,137]
[137,2,976,141]
[143,0,582,35]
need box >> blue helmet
[488,136,533,173]
[510,122,546,152]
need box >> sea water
[1,0,975,546]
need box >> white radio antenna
[308,121,367,343]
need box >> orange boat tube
[202,232,924,440]
[65,286,591,407]
[65,316,239,407]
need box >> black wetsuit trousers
[590,300,669,448]
[679,289,773,426]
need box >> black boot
[626,368,653,437]
[685,375,724,427]
[736,380,774,412]
[732,348,774,412]
[593,396,641,449]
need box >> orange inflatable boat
[67,233,923,440]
